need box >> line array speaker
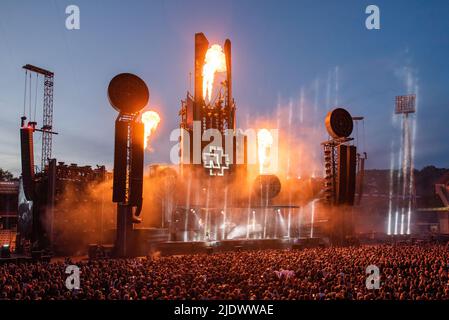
[112,119,128,203]
[129,121,144,207]
[20,127,35,201]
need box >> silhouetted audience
[1,244,449,300]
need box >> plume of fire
[202,44,227,102]
[257,129,274,174]
[141,110,160,150]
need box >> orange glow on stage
[257,128,274,174]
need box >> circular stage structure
[108,73,149,114]
[325,108,353,139]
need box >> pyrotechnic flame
[141,110,160,150]
[257,129,273,174]
[202,44,227,102]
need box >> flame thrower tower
[179,33,238,170]
[173,33,248,241]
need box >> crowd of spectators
[1,244,449,300]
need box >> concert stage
[154,237,327,256]
[0,253,52,265]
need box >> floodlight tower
[394,94,416,235]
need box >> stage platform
[0,253,52,264]
[154,237,327,256]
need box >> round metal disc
[108,73,149,114]
[325,108,353,138]
[253,174,282,200]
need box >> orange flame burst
[257,129,274,174]
[202,44,227,102]
[141,110,160,150]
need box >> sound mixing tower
[108,73,149,257]
[322,108,358,244]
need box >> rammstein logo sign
[202,146,230,176]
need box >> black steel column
[115,204,134,257]
[108,73,149,258]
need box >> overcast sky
[1,0,448,175]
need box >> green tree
[0,168,14,181]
